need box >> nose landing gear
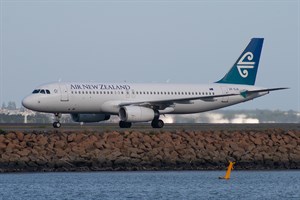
[53,113,62,128]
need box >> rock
[289,153,300,161]
[16,132,24,141]
[107,151,123,160]
[253,137,262,145]
[67,133,76,142]
[71,146,86,155]
[286,131,297,138]
[6,132,16,140]
[55,148,67,158]
[0,135,5,143]
[54,140,66,149]
[5,142,16,153]
[0,129,298,172]
[131,137,140,147]
[94,140,105,149]
[17,149,31,157]
[0,142,7,151]
[74,134,86,143]
[37,136,48,146]
[283,135,290,144]
[278,146,287,153]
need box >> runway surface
[0,123,299,132]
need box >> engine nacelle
[119,106,157,122]
[71,113,110,123]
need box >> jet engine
[119,106,158,122]
[71,113,110,123]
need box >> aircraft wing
[118,93,239,110]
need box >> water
[0,171,299,200]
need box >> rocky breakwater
[0,128,299,172]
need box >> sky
[0,0,299,111]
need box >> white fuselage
[22,82,267,115]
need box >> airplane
[22,38,288,128]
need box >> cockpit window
[32,88,51,94]
[32,89,40,94]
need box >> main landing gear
[151,119,164,128]
[53,113,62,128]
[118,119,164,128]
[119,121,132,128]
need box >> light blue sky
[0,0,299,111]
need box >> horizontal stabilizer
[240,87,289,98]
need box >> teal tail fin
[216,38,264,85]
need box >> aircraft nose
[22,96,36,110]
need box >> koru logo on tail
[237,52,255,78]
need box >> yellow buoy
[219,161,235,180]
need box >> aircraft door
[59,83,69,101]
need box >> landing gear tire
[53,113,62,128]
[151,119,164,128]
[119,121,132,128]
[53,122,61,128]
